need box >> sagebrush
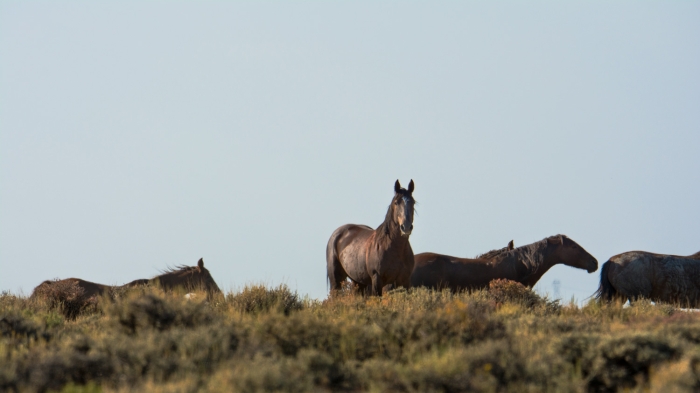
[1,282,700,392]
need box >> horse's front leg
[395,271,413,290]
[371,271,383,296]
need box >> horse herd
[31,179,700,308]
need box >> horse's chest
[369,246,412,272]
[368,245,397,261]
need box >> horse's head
[157,259,222,296]
[392,179,416,237]
[192,258,222,295]
[547,235,598,273]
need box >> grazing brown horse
[411,235,598,291]
[595,250,700,306]
[31,258,221,302]
[326,179,416,296]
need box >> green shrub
[226,284,303,315]
[112,292,215,334]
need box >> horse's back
[608,251,700,304]
[412,253,496,290]
[70,278,112,297]
[411,253,450,289]
[31,277,110,299]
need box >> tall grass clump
[225,284,304,315]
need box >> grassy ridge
[2,282,700,393]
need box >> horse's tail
[326,226,351,293]
[326,229,340,291]
[594,260,617,301]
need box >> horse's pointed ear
[508,240,514,250]
[408,179,414,193]
[197,258,204,269]
[547,236,562,245]
[394,179,401,193]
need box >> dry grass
[2,281,700,392]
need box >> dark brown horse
[327,179,416,296]
[31,258,221,302]
[411,235,598,291]
[595,250,700,306]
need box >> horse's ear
[507,240,514,250]
[547,236,562,245]
[197,258,204,270]
[407,179,414,193]
[394,179,401,193]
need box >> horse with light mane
[411,235,598,291]
[595,250,700,306]
[326,179,416,296]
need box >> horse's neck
[374,224,409,250]
[512,241,557,285]
[374,209,404,247]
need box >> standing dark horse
[595,250,700,306]
[411,235,598,291]
[326,180,416,296]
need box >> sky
[1,2,699,302]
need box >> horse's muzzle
[587,260,598,273]
[400,224,413,237]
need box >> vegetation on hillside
[2,280,700,392]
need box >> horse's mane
[158,265,199,276]
[156,258,207,278]
[504,235,567,271]
[476,240,514,259]
[150,258,221,294]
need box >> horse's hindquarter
[609,253,654,299]
[66,278,111,298]
[334,224,375,285]
[653,257,700,304]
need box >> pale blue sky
[1,2,699,302]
